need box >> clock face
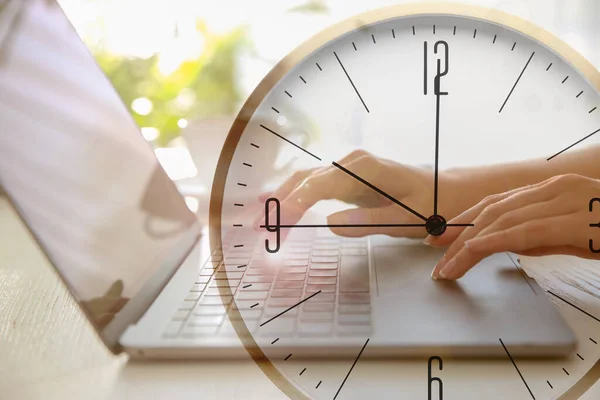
[210,4,600,400]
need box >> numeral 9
[265,197,281,253]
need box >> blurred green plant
[89,1,328,147]
[92,22,250,147]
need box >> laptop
[0,0,577,360]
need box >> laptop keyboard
[162,233,373,339]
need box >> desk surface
[2,195,600,400]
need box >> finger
[259,149,370,204]
[425,177,561,247]
[259,168,318,203]
[275,154,384,228]
[327,205,425,238]
[431,185,557,278]
[442,214,576,280]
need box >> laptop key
[276,273,306,281]
[284,259,308,266]
[303,303,335,312]
[240,283,271,291]
[310,262,338,270]
[312,250,339,257]
[194,304,227,315]
[185,292,201,301]
[298,322,333,337]
[235,300,265,309]
[188,315,225,326]
[307,276,337,285]
[338,304,371,314]
[172,310,191,321]
[338,314,371,325]
[195,276,210,284]
[309,269,337,277]
[215,271,244,280]
[267,298,301,307]
[229,309,263,320]
[273,281,304,289]
[341,248,368,256]
[237,291,269,300]
[243,275,274,283]
[270,289,303,298]
[182,326,219,337]
[282,266,307,274]
[179,301,196,311]
[312,256,339,263]
[201,295,233,305]
[190,283,207,292]
[340,256,369,293]
[310,293,336,303]
[300,312,334,322]
[306,284,336,293]
[339,293,370,304]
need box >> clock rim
[208,2,600,399]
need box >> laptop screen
[0,1,197,333]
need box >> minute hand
[332,161,428,221]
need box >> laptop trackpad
[368,237,576,355]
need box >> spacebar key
[340,256,370,293]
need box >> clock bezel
[208,3,600,399]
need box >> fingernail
[423,235,434,246]
[439,258,456,279]
[430,268,438,280]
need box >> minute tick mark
[243,162,252,167]
[453,26,456,35]
[511,42,516,51]
[352,42,357,51]
[412,26,415,35]
[316,62,322,71]
[392,29,395,38]
[371,34,376,43]
[576,90,584,98]
[285,90,292,98]
[546,63,553,71]
[562,76,569,84]
[250,143,260,148]
[473,29,477,38]
[493,34,497,43]
[271,107,279,113]
[237,183,247,187]
[300,76,306,84]
[590,107,597,113]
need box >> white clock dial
[210,5,600,400]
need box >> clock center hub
[426,214,447,236]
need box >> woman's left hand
[427,174,600,280]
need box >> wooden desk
[2,194,600,400]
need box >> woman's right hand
[255,150,469,239]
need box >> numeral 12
[424,41,450,96]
